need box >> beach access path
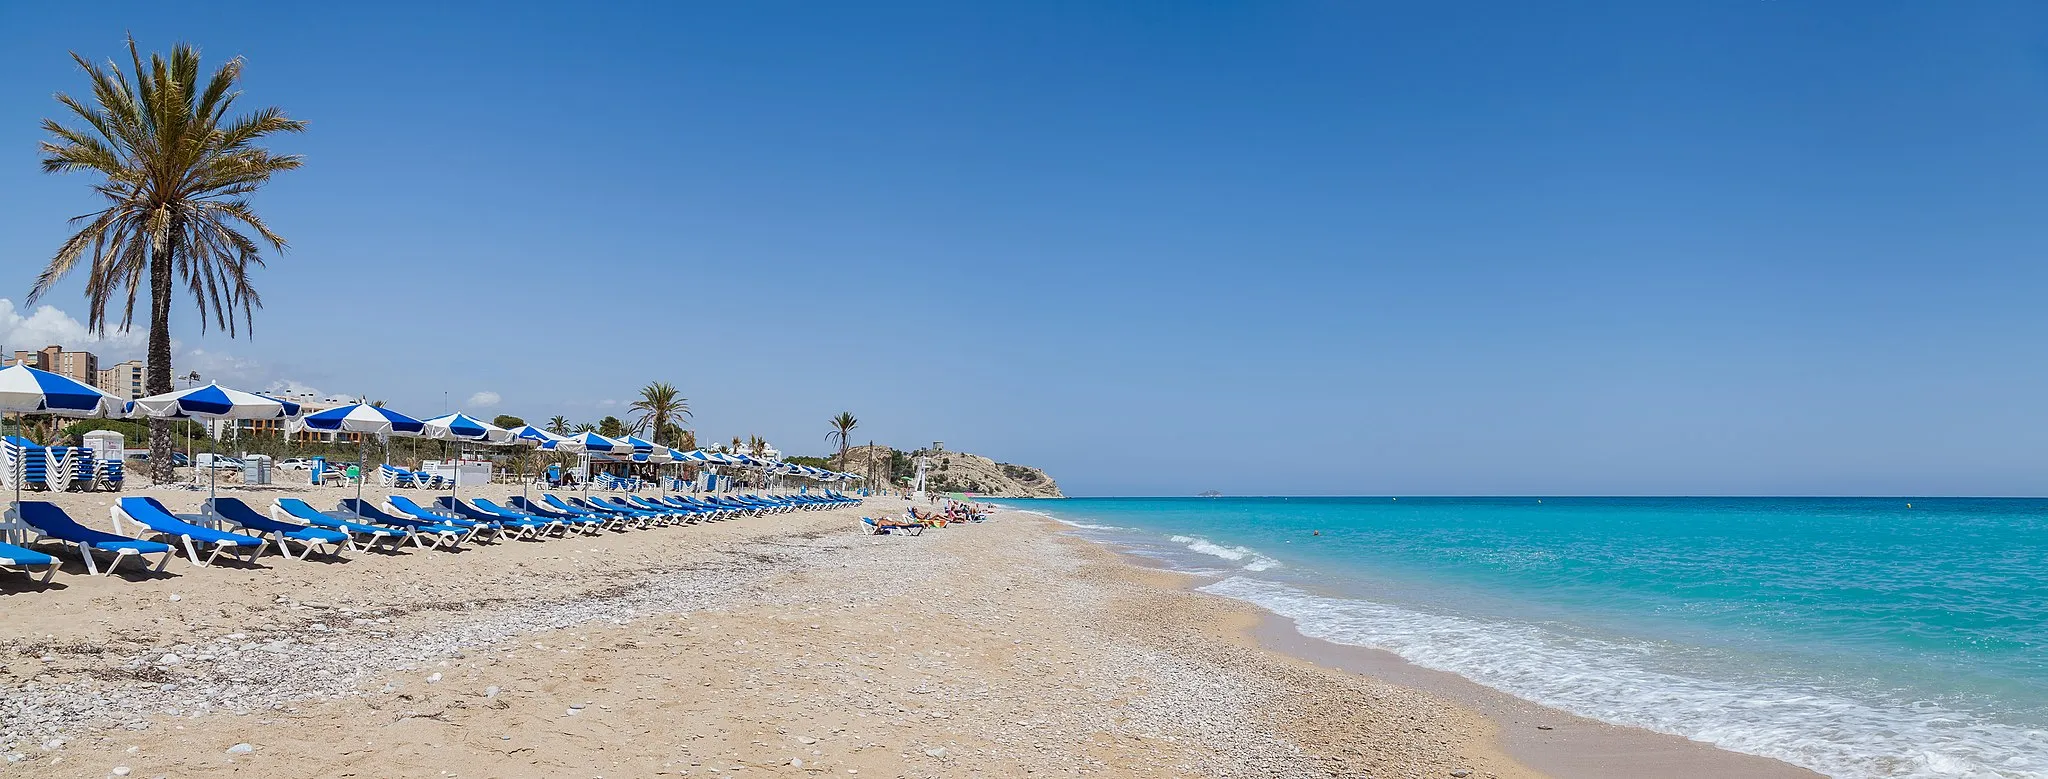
[0,485,1808,778]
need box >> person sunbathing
[907,507,947,526]
[869,515,924,533]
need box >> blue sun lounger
[506,496,610,531]
[587,495,670,522]
[464,498,593,537]
[542,494,631,530]
[666,496,726,519]
[272,498,410,552]
[730,495,781,514]
[707,496,763,517]
[577,496,663,527]
[434,497,555,539]
[563,495,647,528]
[746,495,796,513]
[339,498,469,548]
[113,497,269,567]
[0,541,56,583]
[625,495,699,522]
[205,497,348,560]
[388,495,506,542]
[669,496,737,519]
[13,501,172,576]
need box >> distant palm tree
[747,435,767,457]
[730,435,743,452]
[33,38,305,480]
[546,415,570,434]
[628,382,689,446]
[572,422,597,434]
[826,412,858,469]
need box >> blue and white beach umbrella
[0,364,123,507]
[300,403,428,504]
[505,425,576,449]
[567,432,632,455]
[420,413,514,444]
[301,403,427,436]
[557,432,629,497]
[503,425,578,501]
[129,382,302,502]
[619,435,673,462]
[420,413,513,497]
[0,363,124,416]
[130,382,301,420]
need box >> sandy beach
[0,484,1814,778]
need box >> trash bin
[310,456,325,486]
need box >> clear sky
[3,2,2048,496]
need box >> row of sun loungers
[0,490,862,580]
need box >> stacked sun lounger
[94,454,124,491]
[377,464,415,488]
[375,464,450,489]
[0,438,104,492]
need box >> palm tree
[746,435,767,457]
[34,39,305,480]
[546,415,570,434]
[572,422,597,434]
[628,382,689,446]
[826,412,858,469]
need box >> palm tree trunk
[145,232,177,483]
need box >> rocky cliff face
[836,445,1063,498]
[925,450,1063,498]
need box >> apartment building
[5,345,99,387]
[96,359,147,401]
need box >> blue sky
[3,2,2048,495]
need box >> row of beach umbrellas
[0,363,865,509]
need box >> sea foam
[1001,506,1126,531]
[1169,535,1281,571]
[1201,576,2048,779]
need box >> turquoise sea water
[995,497,2048,779]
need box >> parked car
[194,453,242,470]
[279,458,314,471]
[128,452,192,466]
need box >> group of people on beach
[866,497,994,533]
